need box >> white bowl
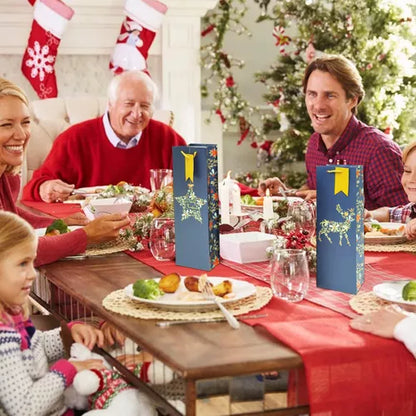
[220,232,277,264]
[82,197,132,220]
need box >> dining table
[24,199,416,416]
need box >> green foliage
[256,0,416,164]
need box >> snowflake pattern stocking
[109,0,167,75]
[21,0,74,99]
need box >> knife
[156,313,267,327]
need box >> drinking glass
[150,169,173,192]
[270,249,309,302]
[149,218,175,261]
[287,201,316,236]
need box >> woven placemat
[365,240,416,253]
[349,291,391,315]
[102,287,272,320]
[84,238,132,256]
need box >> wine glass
[149,218,175,261]
[287,200,316,237]
[270,249,309,302]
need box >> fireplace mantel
[0,0,218,141]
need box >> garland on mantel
[201,0,416,184]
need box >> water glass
[287,201,316,236]
[270,249,309,302]
[149,218,175,261]
[150,169,173,192]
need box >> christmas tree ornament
[109,0,168,75]
[21,0,74,99]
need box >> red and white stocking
[21,0,74,99]
[109,0,167,75]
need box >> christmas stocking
[109,0,168,75]
[21,0,74,99]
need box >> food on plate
[212,280,233,297]
[184,275,233,298]
[364,222,405,236]
[158,272,180,293]
[44,219,69,236]
[133,279,164,300]
[184,276,200,292]
[402,280,416,301]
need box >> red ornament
[272,26,291,47]
[250,142,258,149]
[237,128,250,145]
[225,76,235,88]
[201,24,215,37]
[215,109,225,123]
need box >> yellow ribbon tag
[327,167,349,196]
[181,151,197,182]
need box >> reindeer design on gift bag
[318,204,355,246]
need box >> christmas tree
[255,0,416,171]
[201,0,416,188]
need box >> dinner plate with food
[124,273,256,311]
[364,221,406,244]
[35,220,80,237]
[373,280,416,312]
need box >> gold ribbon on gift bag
[328,167,349,196]
[181,151,197,182]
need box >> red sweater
[22,117,186,201]
[0,174,87,266]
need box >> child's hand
[405,219,416,239]
[71,358,105,372]
[101,321,126,347]
[70,323,104,350]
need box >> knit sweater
[0,314,76,416]
[0,174,87,266]
[22,117,186,201]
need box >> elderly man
[259,54,408,210]
[22,70,186,202]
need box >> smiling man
[22,70,186,202]
[297,54,408,209]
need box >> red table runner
[23,200,82,217]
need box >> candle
[231,182,242,216]
[263,189,274,221]
[219,171,232,224]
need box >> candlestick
[231,183,242,216]
[263,189,274,221]
[219,171,232,224]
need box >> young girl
[0,211,105,416]
[367,141,416,239]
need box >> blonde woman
[0,78,130,266]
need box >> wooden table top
[39,252,303,381]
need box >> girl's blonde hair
[0,212,36,321]
[402,141,416,164]
[0,78,30,174]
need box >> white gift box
[220,232,277,264]
[82,197,132,220]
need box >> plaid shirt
[389,202,416,223]
[305,116,408,210]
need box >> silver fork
[200,282,240,329]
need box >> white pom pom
[70,343,92,361]
[73,370,101,396]
[147,360,174,384]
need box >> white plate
[124,276,257,311]
[364,222,406,245]
[35,225,81,237]
[72,185,109,197]
[241,196,303,209]
[373,280,416,312]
